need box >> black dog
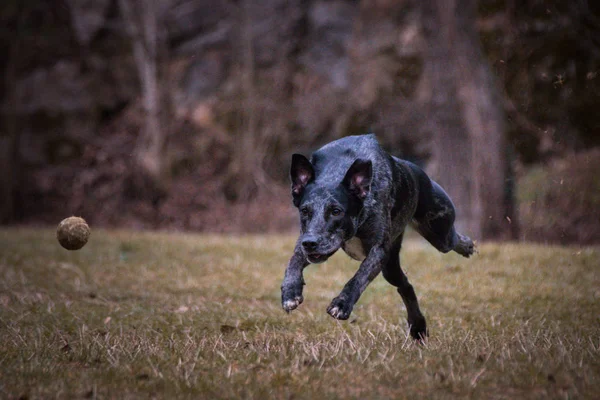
[281,134,475,340]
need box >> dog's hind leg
[382,235,427,340]
[412,178,475,258]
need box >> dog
[281,134,475,340]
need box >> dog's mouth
[306,249,337,264]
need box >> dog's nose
[301,238,318,252]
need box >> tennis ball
[57,216,91,250]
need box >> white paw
[282,296,303,312]
[328,306,341,318]
[327,300,352,320]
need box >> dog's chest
[342,237,367,261]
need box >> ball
[57,216,91,250]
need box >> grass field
[0,228,598,399]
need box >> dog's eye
[331,207,343,216]
[300,207,310,216]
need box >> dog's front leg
[327,245,386,320]
[281,242,309,313]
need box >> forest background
[1,0,598,244]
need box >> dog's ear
[343,159,372,200]
[290,154,314,206]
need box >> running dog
[281,134,475,339]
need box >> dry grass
[0,228,598,399]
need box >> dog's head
[290,154,372,264]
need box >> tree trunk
[0,132,16,224]
[0,3,24,224]
[225,0,270,202]
[0,86,17,224]
[118,0,168,194]
[419,0,516,240]
[236,0,263,199]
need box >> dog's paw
[327,297,353,320]
[454,233,476,258]
[282,284,304,313]
[282,295,303,313]
[408,316,428,342]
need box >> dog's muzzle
[301,235,339,264]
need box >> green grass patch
[0,228,599,399]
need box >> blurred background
[0,0,598,244]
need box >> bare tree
[418,0,516,240]
[225,0,290,202]
[118,0,169,196]
[0,2,24,223]
[228,0,265,201]
[0,57,18,223]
